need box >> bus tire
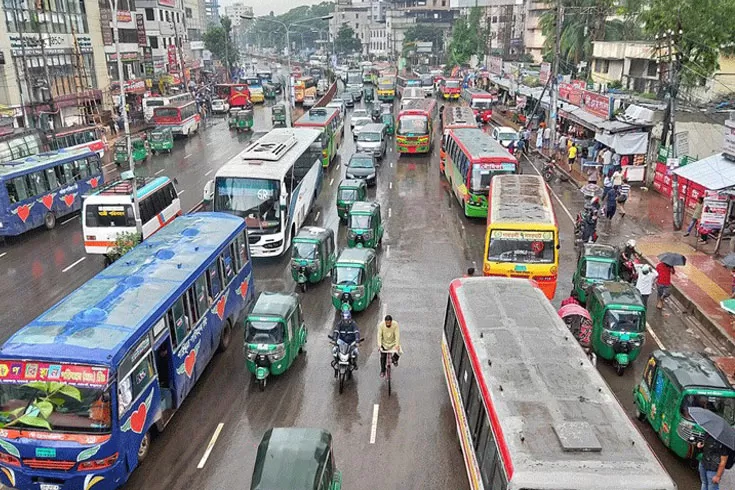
[218,319,233,353]
[44,212,56,230]
[137,431,151,464]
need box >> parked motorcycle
[329,332,364,394]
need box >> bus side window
[45,167,59,190]
[90,156,102,174]
[479,422,497,488]
[492,463,507,490]
[194,272,210,312]
[185,287,199,324]
[26,171,49,197]
[54,164,69,186]
[139,198,153,224]
[62,162,75,183]
[167,182,178,201]
[230,240,241,271]
[221,246,235,286]
[236,231,249,269]
[170,295,190,344]
[207,262,222,298]
[77,158,90,179]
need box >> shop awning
[595,130,649,154]
[674,153,735,191]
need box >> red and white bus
[215,83,251,109]
[442,277,678,490]
[48,125,107,158]
[396,98,436,155]
[440,78,462,99]
[152,101,201,137]
[461,88,497,124]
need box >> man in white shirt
[635,264,658,309]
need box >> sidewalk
[536,147,735,350]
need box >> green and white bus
[443,128,518,218]
[294,107,345,168]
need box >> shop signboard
[701,191,728,228]
[190,41,205,51]
[143,47,154,77]
[106,52,139,62]
[168,45,178,72]
[674,131,689,158]
[9,33,92,55]
[580,90,612,119]
[724,118,735,159]
[488,56,502,76]
[117,10,132,23]
[136,13,147,46]
[158,0,175,6]
[111,79,146,94]
[100,9,113,45]
[539,62,550,84]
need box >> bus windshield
[214,177,281,234]
[603,310,644,333]
[145,99,164,107]
[397,116,428,136]
[445,80,461,89]
[0,383,111,433]
[472,100,493,110]
[487,230,555,263]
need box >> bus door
[153,332,176,421]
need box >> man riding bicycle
[334,310,360,368]
[378,314,401,377]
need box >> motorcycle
[620,256,641,283]
[543,160,556,183]
[574,210,598,245]
[329,332,365,394]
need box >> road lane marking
[386,245,390,257]
[155,168,165,175]
[60,216,78,226]
[389,182,392,190]
[178,190,186,196]
[388,208,392,218]
[103,162,116,169]
[205,169,214,176]
[380,302,387,320]
[0,252,6,259]
[370,404,380,444]
[197,422,224,469]
[62,257,86,273]
[329,178,334,186]
[336,163,340,170]
[315,211,320,221]
[646,322,665,350]
[390,162,393,168]
[184,153,192,159]
[207,141,215,146]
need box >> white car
[211,99,229,114]
[492,126,520,148]
[303,95,317,108]
[326,100,345,117]
[351,109,369,129]
[351,116,372,140]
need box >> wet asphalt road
[0,92,715,489]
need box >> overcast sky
[220,0,326,17]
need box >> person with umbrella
[690,406,734,490]
[656,253,687,309]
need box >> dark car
[342,92,355,108]
[346,152,378,186]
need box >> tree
[403,24,444,53]
[335,24,362,54]
[108,231,141,263]
[203,17,240,72]
[447,8,487,68]
[247,2,334,53]
[641,0,735,86]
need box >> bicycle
[380,348,399,396]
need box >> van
[356,122,387,159]
[317,79,330,96]
[303,94,317,108]
[82,175,181,265]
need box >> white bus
[82,176,181,265]
[204,128,323,257]
[142,93,194,122]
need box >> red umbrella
[557,304,591,321]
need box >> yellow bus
[483,174,559,299]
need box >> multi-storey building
[225,2,252,26]
[523,0,547,62]
[387,0,452,60]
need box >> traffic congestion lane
[124,99,469,489]
[0,106,274,344]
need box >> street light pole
[109,0,142,234]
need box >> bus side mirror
[557,244,561,249]
[203,180,214,203]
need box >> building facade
[224,2,251,26]
[522,0,548,62]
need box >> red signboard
[580,90,612,119]
[168,45,178,73]
[558,83,582,106]
[117,10,132,22]
[0,360,110,387]
[158,0,175,6]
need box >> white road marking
[0,252,6,259]
[388,208,392,218]
[370,404,380,444]
[62,257,86,273]
[646,322,665,350]
[207,141,215,146]
[380,302,388,320]
[197,422,224,469]
[178,190,186,196]
[103,162,116,169]
[336,163,340,170]
[389,182,392,190]
[390,162,393,168]
[386,244,390,257]
[329,178,334,186]
[155,168,165,175]
[205,169,214,176]
[315,211,320,221]
[184,153,192,159]
[60,215,78,226]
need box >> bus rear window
[154,108,179,118]
[85,204,135,227]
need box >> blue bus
[0,213,255,490]
[0,148,104,235]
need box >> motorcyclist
[371,107,381,123]
[619,239,641,282]
[333,310,360,368]
[580,197,600,243]
[621,239,640,263]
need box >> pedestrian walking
[543,126,551,150]
[536,130,543,153]
[601,172,613,201]
[612,168,624,187]
[697,432,730,490]
[516,137,526,156]
[655,262,675,309]
[634,264,658,308]
[605,185,618,220]
[684,196,705,236]
[618,178,631,217]
[612,151,622,172]
[567,143,578,172]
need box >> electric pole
[549,0,563,155]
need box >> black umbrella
[658,252,687,267]
[722,253,735,269]
[689,407,735,450]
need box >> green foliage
[203,18,240,69]
[403,24,444,53]
[248,2,334,52]
[108,231,142,262]
[0,382,82,431]
[640,0,735,86]
[447,8,488,68]
[608,80,623,89]
[335,24,362,55]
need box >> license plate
[40,485,61,490]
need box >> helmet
[341,309,352,321]
[591,196,600,206]
[626,239,636,249]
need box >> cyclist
[378,315,401,377]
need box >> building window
[185,7,192,18]
[647,61,658,77]
[145,8,154,20]
[165,10,170,22]
[159,9,164,21]
[355,13,358,18]
[595,59,609,74]
[149,36,159,49]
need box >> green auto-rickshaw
[271,103,287,127]
[291,226,337,292]
[148,127,173,154]
[572,243,620,303]
[586,281,646,376]
[114,137,148,167]
[363,86,374,103]
[347,201,384,249]
[381,112,395,135]
[263,82,277,99]
[244,292,307,391]
[633,350,735,460]
[228,108,239,129]
[331,247,382,313]
[336,179,368,221]
[235,108,254,132]
[250,428,342,490]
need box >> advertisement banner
[167,45,178,72]
[100,9,113,45]
[117,10,132,22]
[701,191,729,228]
[488,56,502,76]
[724,119,735,160]
[580,90,612,119]
[0,360,110,387]
[143,47,154,77]
[136,13,147,46]
[539,62,550,85]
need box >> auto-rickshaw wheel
[167,148,172,153]
[634,405,646,422]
